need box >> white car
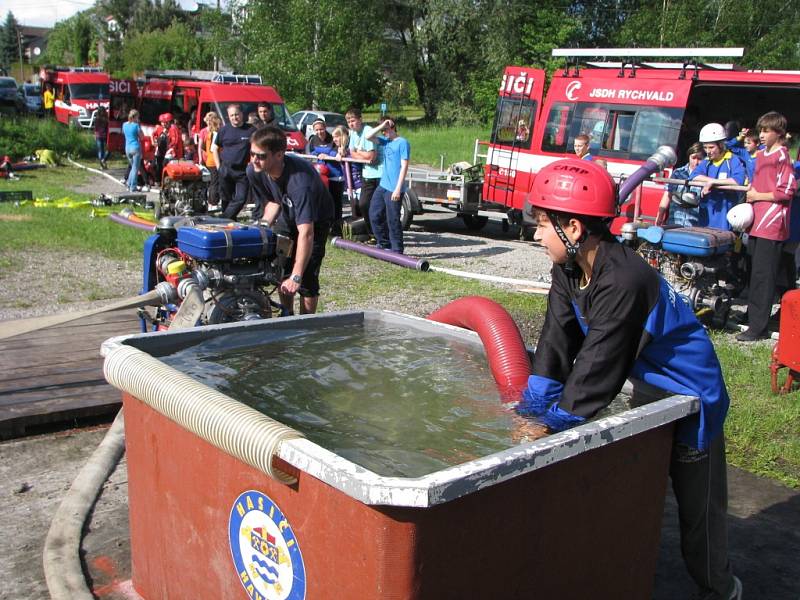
[291,110,348,139]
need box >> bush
[0,116,95,160]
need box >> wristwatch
[290,274,302,284]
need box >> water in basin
[163,321,628,477]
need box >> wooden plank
[0,381,112,407]
[0,368,107,396]
[0,391,121,439]
[0,357,103,381]
[0,309,140,439]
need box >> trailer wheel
[461,214,489,231]
[400,192,413,230]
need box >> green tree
[615,0,800,69]
[231,0,385,112]
[40,12,99,66]
[121,21,213,73]
[0,12,21,71]
[129,0,185,35]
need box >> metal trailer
[402,140,519,233]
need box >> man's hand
[280,276,300,296]
[746,186,759,203]
[391,189,401,201]
[510,415,549,444]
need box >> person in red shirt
[737,111,798,341]
[152,113,184,183]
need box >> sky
[2,0,205,28]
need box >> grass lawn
[1,163,798,488]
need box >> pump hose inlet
[103,345,304,484]
[427,296,531,401]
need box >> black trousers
[206,166,219,207]
[670,434,736,599]
[219,166,249,219]
[358,177,381,234]
[746,235,783,335]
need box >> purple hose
[109,212,155,232]
[331,237,430,271]
[617,146,677,204]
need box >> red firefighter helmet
[524,158,617,221]
[159,112,173,124]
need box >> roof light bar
[553,48,744,58]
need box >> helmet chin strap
[548,212,585,277]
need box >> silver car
[290,110,348,139]
[19,83,42,115]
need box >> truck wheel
[461,215,489,231]
[400,192,413,230]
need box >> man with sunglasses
[247,126,334,315]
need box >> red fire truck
[136,70,305,158]
[482,47,800,233]
[403,48,800,233]
[108,78,140,153]
[39,66,110,129]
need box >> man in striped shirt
[737,111,798,342]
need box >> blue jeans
[95,137,108,162]
[369,186,404,253]
[126,146,141,192]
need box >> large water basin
[103,309,698,600]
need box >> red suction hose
[427,296,531,401]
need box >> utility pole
[16,26,24,81]
[213,0,220,71]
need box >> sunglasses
[250,151,269,160]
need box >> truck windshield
[542,102,682,161]
[213,101,297,131]
[490,97,536,150]
[68,83,110,100]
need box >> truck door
[483,66,546,211]
[108,79,138,153]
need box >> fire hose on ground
[329,237,552,293]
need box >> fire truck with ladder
[402,47,800,236]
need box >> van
[483,48,800,233]
[137,70,305,159]
[39,66,110,128]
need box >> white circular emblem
[565,81,582,101]
[229,490,306,600]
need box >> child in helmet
[736,111,798,342]
[689,122,747,230]
[657,142,705,226]
[519,158,741,600]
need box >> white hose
[66,156,128,188]
[103,345,303,484]
[429,265,552,290]
[43,410,126,600]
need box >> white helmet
[727,202,754,232]
[699,123,727,143]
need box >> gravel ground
[0,164,553,332]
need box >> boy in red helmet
[519,158,741,600]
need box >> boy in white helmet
[521,158,741,600]
[689,123,747,230]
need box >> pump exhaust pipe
[617,146,677,205]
